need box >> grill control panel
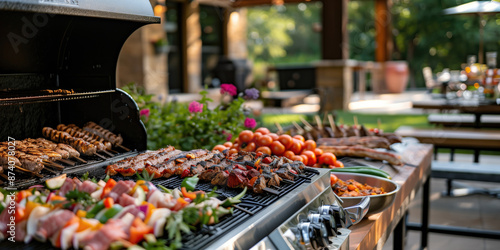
[251,187,350,250]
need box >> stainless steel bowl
[332,173,400,216]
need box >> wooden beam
[375,0,392,62]
[321,0,348,60]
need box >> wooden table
[412,99,500,128]
[345,143,433,250]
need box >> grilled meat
[57,124,111,151]
[106,146,177,176]
[83,121,123,146]
[42,127,97,156]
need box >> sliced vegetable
[76,210,87,218]
[86,200,105,218]
[103,197,114,209]
[330,166,392,179]
[221,187,247,207]
[129,217,153,244]
[25,206,51,243]
[181,174,199,192]
[133,186,146,206]
[45,174,67,190]
[100,178,117,199]
[97,204,123,224]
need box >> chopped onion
[28,185,44,189]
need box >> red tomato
[234,138,240,144]
[330,174,339,186]
[292,155,305,163]
[223,142,233,148]
[228,148,238,155]
[302,150,317,166]
[283,150,295,160]
[314,148,324,156]
[255,127,270,135]
[239,130,254,143]
[256,146,272,155]
[257,135,273,146]
[293,135,305,142]
[241,142,256,152]
[253,132,263,143]
[318,152,337,165]
[268,133,279,141]
[299,155,309,165]
[213,145,227,152]
[333,160,344,168]
[231,143,239,150]
[289,139,303,155]
[278,134,293,149]
[304,140,317,151]
[270,141,286,155]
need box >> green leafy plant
[122,83,259,151]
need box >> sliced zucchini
[45,174,67,190]
[133,186,146,205]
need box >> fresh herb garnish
[136,170,154,182]
[64,189,94,209]
[81,172,89,181]
[181,174,199,191]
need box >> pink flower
[188,101,203,113]
[226,133,232,141]
[220,83,237,96]
[244,118,257,129]
[140,109,150,117]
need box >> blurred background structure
[116,0,500,109]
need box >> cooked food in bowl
[332,177,387,197]
[331,173,399,216]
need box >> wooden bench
[428,114,500,128]
[395,126,500,162]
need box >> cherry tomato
[228,148,238,155]
[333,160,344,168]
[239,130,254,143]
[253,132,263,143]
[304,140,316,151]
[299,155,309,165]
[302,150,317,166]
[293,135,305,142]
[289,139,303,155]
[257,135,273,146]
[234,138,240,144]
[256,146,272,155]
[231,143,239,150]
[278,134,293,149]
[255,127,270,135]
[270,141,286,155]
[314,148,324,156]
[292,155,305,163]
[283,150,295,160]
[268,133,279,141]
[318,152,337,166]
[241,142,256,152]
[330,174,339,186]
[223,142,233,148]
[213,145,227,152]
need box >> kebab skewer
[83,121,129,151]
[42,127,105,159]
[56,124,114,157]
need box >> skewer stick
[107,148,119,154]
[42,160,64,170]
[328,114,337,133]
[291,121,304,135]
[72,156,87,164]
[100,150,115,157]
[117,144,131,152]
[280,179,295,184]
[353,116,359,128]
[41,166,59,174]
[314,115,323,130]
[377,118,382,130]
[15,165,43,178]
[57,158,76,166]
[0,172,8,180]
[274,122,283,134]
[94,152,107,160]
[322,111,328,125]
[263,187,279,195]
[234,205,254,215]
[299,117,315,131]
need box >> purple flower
[140,108,150,117]
[220,83,237,96]
[222,130,232,141]
[244,88,260,100]
[188,101,203,113]
[244,118,257,129]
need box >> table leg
[474,114,481,128]
[394,216,406,250]
[421,176,430,250]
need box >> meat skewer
[42,127,101,158]
[1,139,78,166]
[83,121,129,151]
[56,124,114,157]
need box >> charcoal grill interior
[0,0,161,187]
